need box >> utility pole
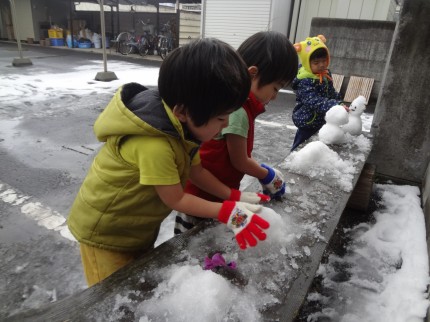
[95,0,118,81]
[10,0,32,66]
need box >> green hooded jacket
[67,83,200,252]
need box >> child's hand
[218,201,269,250]
[229,189,270,204]
[259,164,286,198]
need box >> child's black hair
[158,38,251,127]
[237,31,298,88]
[310,47,328,61]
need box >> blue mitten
[259,164,286,198]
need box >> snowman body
[343,95,367,135]
[318,105,349,145]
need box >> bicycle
[116,21,151,56]
[158,22,176,60]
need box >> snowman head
[349,95,367,115]
[325,105,349,126]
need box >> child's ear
[248,66,258,79]
[172,105,187,122]
[317,34,326,43]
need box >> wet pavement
[0,41,297,319]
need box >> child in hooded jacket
[290,35,346,151]
[67,39,271,287]
[175,31,298,235]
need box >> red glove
[229,189,270,203]
[218,201,270,250]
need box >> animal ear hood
[294,35,330,73]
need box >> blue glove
[259,164,286,198]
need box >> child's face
[186,112,231,142]
[310,57,328,74]
[251,79,285,105]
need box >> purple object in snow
[203,253,237,270]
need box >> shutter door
[204,0,272,49]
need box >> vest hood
[94,83,184,142]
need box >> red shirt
[184,92,265,201]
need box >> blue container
[66,35,79,48]
[78,42,92,49]
[50,38,64,46]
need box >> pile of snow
[282,141,356,191]
[112,207,301,321]
[306,184,430,321]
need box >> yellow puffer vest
[67,83,199,252]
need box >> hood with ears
[294,35,330,75]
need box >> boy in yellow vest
[67,38,270,286]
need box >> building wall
[0,0,12,39]
[29,0,69,41]
[309,18,396,106]
[0,1,195,43]
[269,0,293,35]
[5,0,34,40]
[178,11,200,46]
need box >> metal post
[100,0,108,72]
[10,0,32,66]
[117,0,120,38]
[95,0,117,81]
[69,0,74,48]
[110,5,114,38]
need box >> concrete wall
[368,0,430,184]
[310,18,396,107]
[291,0,398,44]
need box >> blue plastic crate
[50,38,64,46]
[78,42,92,49]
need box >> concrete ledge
[6,135,373,322]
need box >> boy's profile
[67,38,271,287]
[290,35,346,151]
[175,31,298,235]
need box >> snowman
[342,95,367,135]
[318,104,349,145]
